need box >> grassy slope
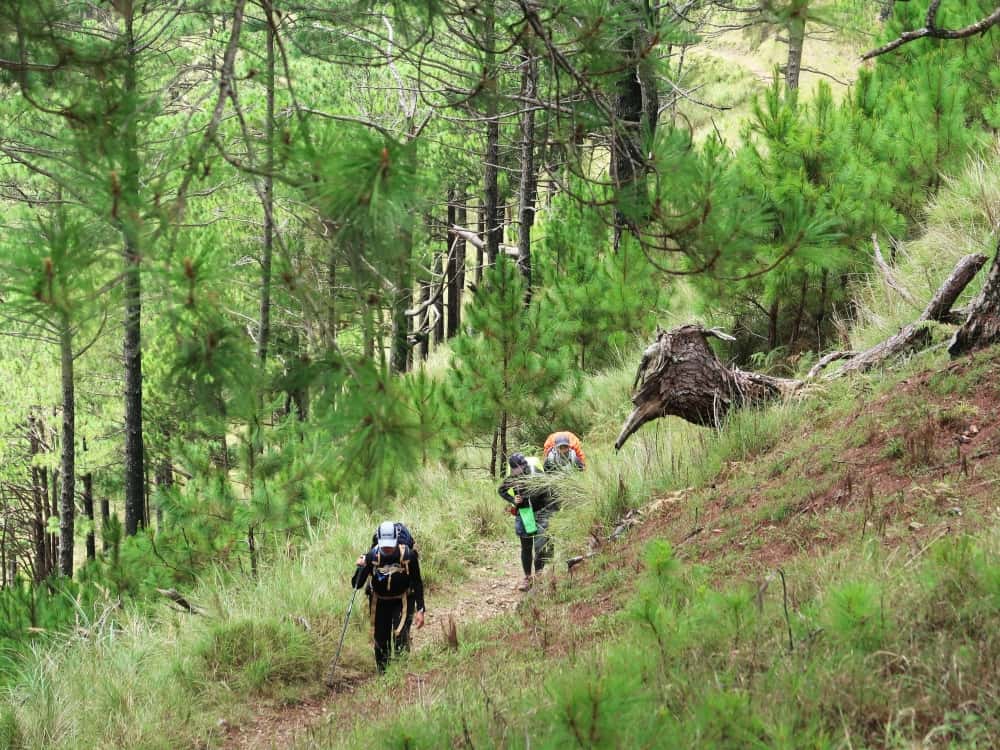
[305,345,1000,750]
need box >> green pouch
[518,506,538,534]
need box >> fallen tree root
[617,251,988,449]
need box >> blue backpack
[370,522,416,550]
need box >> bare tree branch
[862,4,1000,60]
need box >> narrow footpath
[222,540,524,750]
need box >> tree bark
[837,252,987,374]
[100,494,111,554]
[390,231,413,373]
[616,325,802,449]
[418,279,431,361]
[611,0,656,252]
[483,1,502,268]
[785,6,807,91]
[122,9,145,536]
[516,49,538,302]
[454,191,467,331]
[28,413,47,582]
[257,5,276,364]
[433,251,445,345]
[58,318,75,577]
[446,191,461,338]
[83,473,95,561]
[476,203,485,288]
[949,240,1000,357]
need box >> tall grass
[324,529,1000,749]
[850,139,1000,350]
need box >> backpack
[370,522,416,550]
[543,431,587,467]
[369,544,412,597]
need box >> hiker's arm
[497,479,524,506]
[409,555,425,613]
[351,553,371,589]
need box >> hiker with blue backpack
[352,521,425,673]
[498,453,557,591]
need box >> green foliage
[542,188,662,370]
[823,580,887,652]
[446,257,574,439]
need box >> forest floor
[221,540,524,750]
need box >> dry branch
[862,3,1000,60]
[949,239,1000,356]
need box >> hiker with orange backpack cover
[543,431,585,472]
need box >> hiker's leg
[372,600,394,673]
[533,513,553,571]
[533,532,552,571]
[519,536,534,576]
[393,605,414,658]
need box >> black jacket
[351,544,425,612]
[497,472,555,513]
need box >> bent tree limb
[833,251,986,376]
[949,239,1000,357]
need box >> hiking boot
[516,576,532,592]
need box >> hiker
[352,521,425,673]
[543,431,586,472]
[497,452,557,591]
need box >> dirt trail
[221,540,524,750]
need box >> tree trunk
[490,424,499,479]
[949,241,1000,357]
[454,191,467,331]
[100,494,111,554]
[617,252,992,449]
[835,252,987,374]
[257,6,276,364]
[42,467,52,576]
[767,297,780,350]
[483,1,502,267]
[433,252,445,345]
[155,454,172,532]
[418,279,431,361]
[611,1,653,252]
[122,9,145,536]
[785,7,807,91]
[476,203,485,288]
[446,191,461,338]
[58,318,76,577]
[391,232,413,373]
[83,473,95,561]
[789,273,808,350]
[50,465,59,568]
[29,413,47,582]
[516,50,538,302]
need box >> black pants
[519,533,552,576]
[372,596,412,673]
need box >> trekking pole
[325,586,359,687]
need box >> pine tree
[446,256,574,475]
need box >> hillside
[279,345,1000,749]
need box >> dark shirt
[543,448,584,472]
[497,471,555,513]
[351,544,425,612]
